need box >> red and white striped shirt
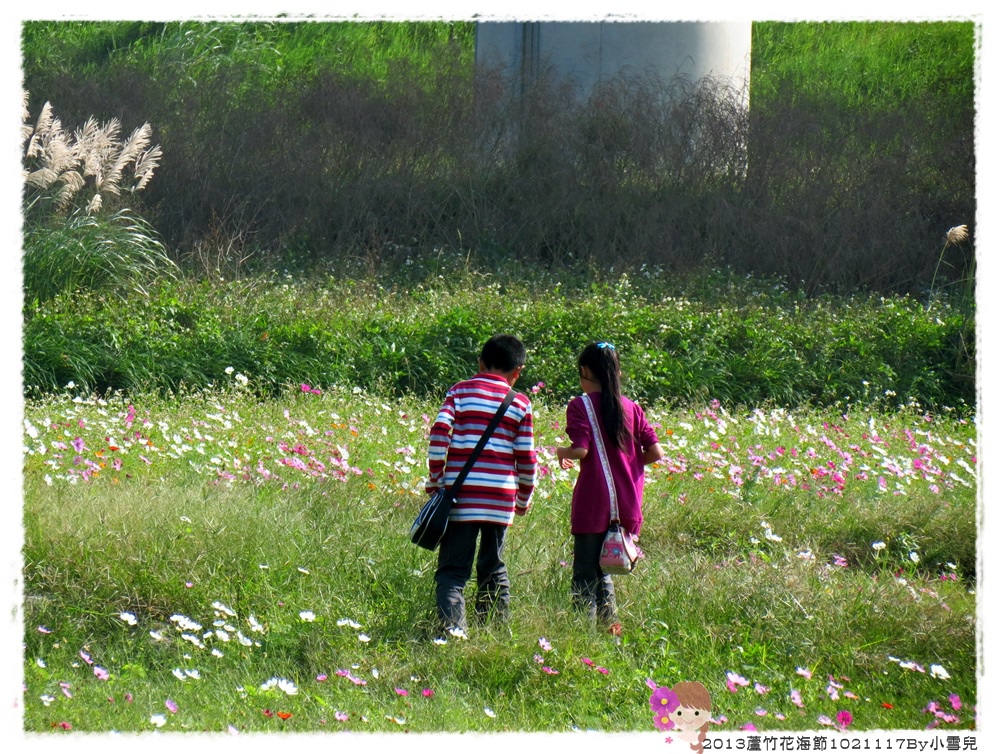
[426,373,537,525]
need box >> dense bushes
[22,269,975,411]
[20,20,976,296]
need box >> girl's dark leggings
[572,532,617,625]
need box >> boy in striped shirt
[427,334,537,636]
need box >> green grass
[22,385,977,733]
[750,21,975,110]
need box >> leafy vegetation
[22,264,975,412]
[20,20,975,294]
[22,385,976,732]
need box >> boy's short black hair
[480,334,526,373]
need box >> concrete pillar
[476,21,751,102]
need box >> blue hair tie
[597,342,615,350]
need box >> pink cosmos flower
[80,650,93,665]
[334,711,349,722]
[652,711,676,732]
[316,674,328,682]
[422,689,434,698]
[394,687,409,696]
[581,657,595,667]
[949,694,962,710]
[72,437,85,453]
[790,689,804,708]
[596,667,609,675]
[795,666,812,679]
[741,723,758,731]
[94,666,109,681]
[817,715,834,726]
[836,710,853,729]
[755,708,768,716]
[166,699,178,713]
[57,721,72,730]
[754,682,770,695]
[542,666,559,675]
[533,654,544,664]
[538,637,552,651]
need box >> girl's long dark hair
[578,342,631,451]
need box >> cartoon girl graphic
[650,681,712,753]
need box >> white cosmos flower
[185,669,201,679]
[337,618,362,629]
[248,615,265,633]
[170,614,202,631]
[277,679,298,695]
[36,658,46,668]
[172,668,186,680]
[484,707,496,718]
[930,664,951,680]
[40,694,55,706]
[150,630,164,642]
[212,601,236,617]
[212,648,224,658]
[236,632,253,647]
[150,714,167,727]
[358,633,371,643]
[215,630,230,642]
[118,612,138,626]
[225,366,234,375]
[872,541,886,551]
[909,551,920,563]
[299,610,316,622]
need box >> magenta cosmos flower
[649,685,680,715]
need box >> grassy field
[20,379,976,735]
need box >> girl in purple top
[555,342,664,634]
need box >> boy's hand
[514,505,529,517]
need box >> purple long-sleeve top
[565,392,659,536]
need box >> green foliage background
[21,19,977,295]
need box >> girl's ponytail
[578,342,631,451]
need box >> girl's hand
[560,457,575,470]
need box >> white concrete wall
[476,21,751,99]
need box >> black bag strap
[449,388,517,497]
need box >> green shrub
[22,269,975,411]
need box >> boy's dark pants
[572,532,617,625]
[435,521,510,631]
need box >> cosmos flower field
[21,379,977,734]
